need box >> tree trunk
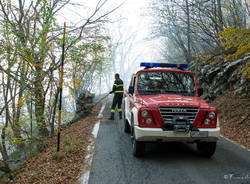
[26,98,33,137]
[50,86,60,136]
[0,118,11,173]
[34,62,49,136]
[13,60,27,139]
[217,0,224,31]
[34,87,48,136]
[12,90,23,139]
[185,0,191,63]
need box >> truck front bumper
[134,126,220,142]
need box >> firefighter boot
[109,112,114,120]
[119,112,122,119]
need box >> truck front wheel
[124,119,130,133]
[197,142,217,158]
[131,128,145,157]
[123,108,130,133]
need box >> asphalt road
[88,101,250,184]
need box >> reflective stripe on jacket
[111,78,124,94]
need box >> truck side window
[132,76,136,88]
[128,75,136,95]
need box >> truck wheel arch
[131,107,139,126]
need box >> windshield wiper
[177,91,196,96]
[159,90,195,96]
[139,89,161,95]
[160,90,178,94]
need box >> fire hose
[94,93,110,105]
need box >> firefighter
[109,73,124,120]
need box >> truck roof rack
[140,62,188,70]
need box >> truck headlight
[141,110,148,117]
[146,118,152,124]
[205,119,210,125]
[209,112,215,119]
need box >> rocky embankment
[189,54,250,101]
[65,91,95,126]
[76,91,94,118]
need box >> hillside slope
[210,92,250,149]
[1,103,103,184]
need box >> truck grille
[159,106,199,124]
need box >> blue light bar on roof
[140,62,188,69]
[140,63,159,67]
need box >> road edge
[220,135,250,152]
[79,102,106,184]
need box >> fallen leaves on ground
[210,92,250,149]
[9,102,103,184]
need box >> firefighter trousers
[111,93,123,115]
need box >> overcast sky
[57,0,162,63]
[56,0,163,93]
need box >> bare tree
[150,0,249,62]
[0,0,121,174]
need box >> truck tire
[124,119,131,133]
[123,106,131,133]
[131,128,145,157]
[197,142,217,158]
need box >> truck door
[125,75,136,123]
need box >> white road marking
[92,122,100,138]
[98,103,106,118]
[220,135,250,151]
[81,170,90,184]
[80,102,105,184]
[80,129,98,184]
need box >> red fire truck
[124,63,220,157]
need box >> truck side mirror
[198,88,203,97]
[128,86,134,95]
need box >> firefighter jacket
[110,78,124,94]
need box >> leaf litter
[9,102,103,184]
[210,92,250,149]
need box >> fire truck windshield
[137,71,196,96]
